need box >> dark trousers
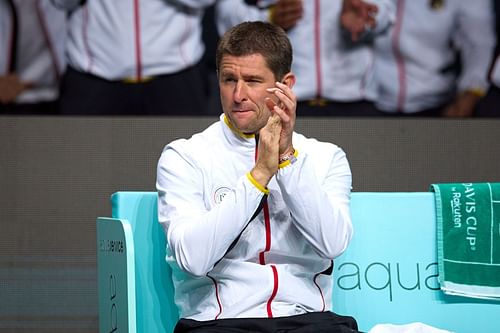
[373,106,445,117]
[174,312,361,333]
[475,85,500,117]
[58,63,210,116]
[296,100,379,117]
[0,100,59,115]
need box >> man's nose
[233,81,247,103]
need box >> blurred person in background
[0,0,66,115]
[367,0,495,117]
[215,0,396,116]
[475,0,500,117]
[51,0,217,115]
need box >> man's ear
[281,72,296,89]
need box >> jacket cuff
[246,172,269,194]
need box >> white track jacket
[157,114,353,320]
[51,0,215,80]
[371,0,495,113]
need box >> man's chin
[231,112,255,130]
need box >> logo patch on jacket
[213,187,232,204]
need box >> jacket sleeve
[156,144,266,277]
[368,0,396,35]
[454,0,495,93]
[276,144,353,259]
[490,55,500,88]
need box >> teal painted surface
[110,192,178,333]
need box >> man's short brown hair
[216,21,293,81]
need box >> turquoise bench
[96,192,499,333]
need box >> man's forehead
[220,54,271,74]
[221,53,267,65]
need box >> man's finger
[265,97,278,113]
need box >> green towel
[430,182,500,300]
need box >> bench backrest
[96,192,499,333]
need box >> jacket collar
[220,114,257,148]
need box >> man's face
[218,54,278,134]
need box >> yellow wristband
[246,172,269,194]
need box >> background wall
[1,116,499,332]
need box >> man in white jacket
[369,0,495,117]
[157,21,358,332]
[51,0,216,115]
[0,0,66,114]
